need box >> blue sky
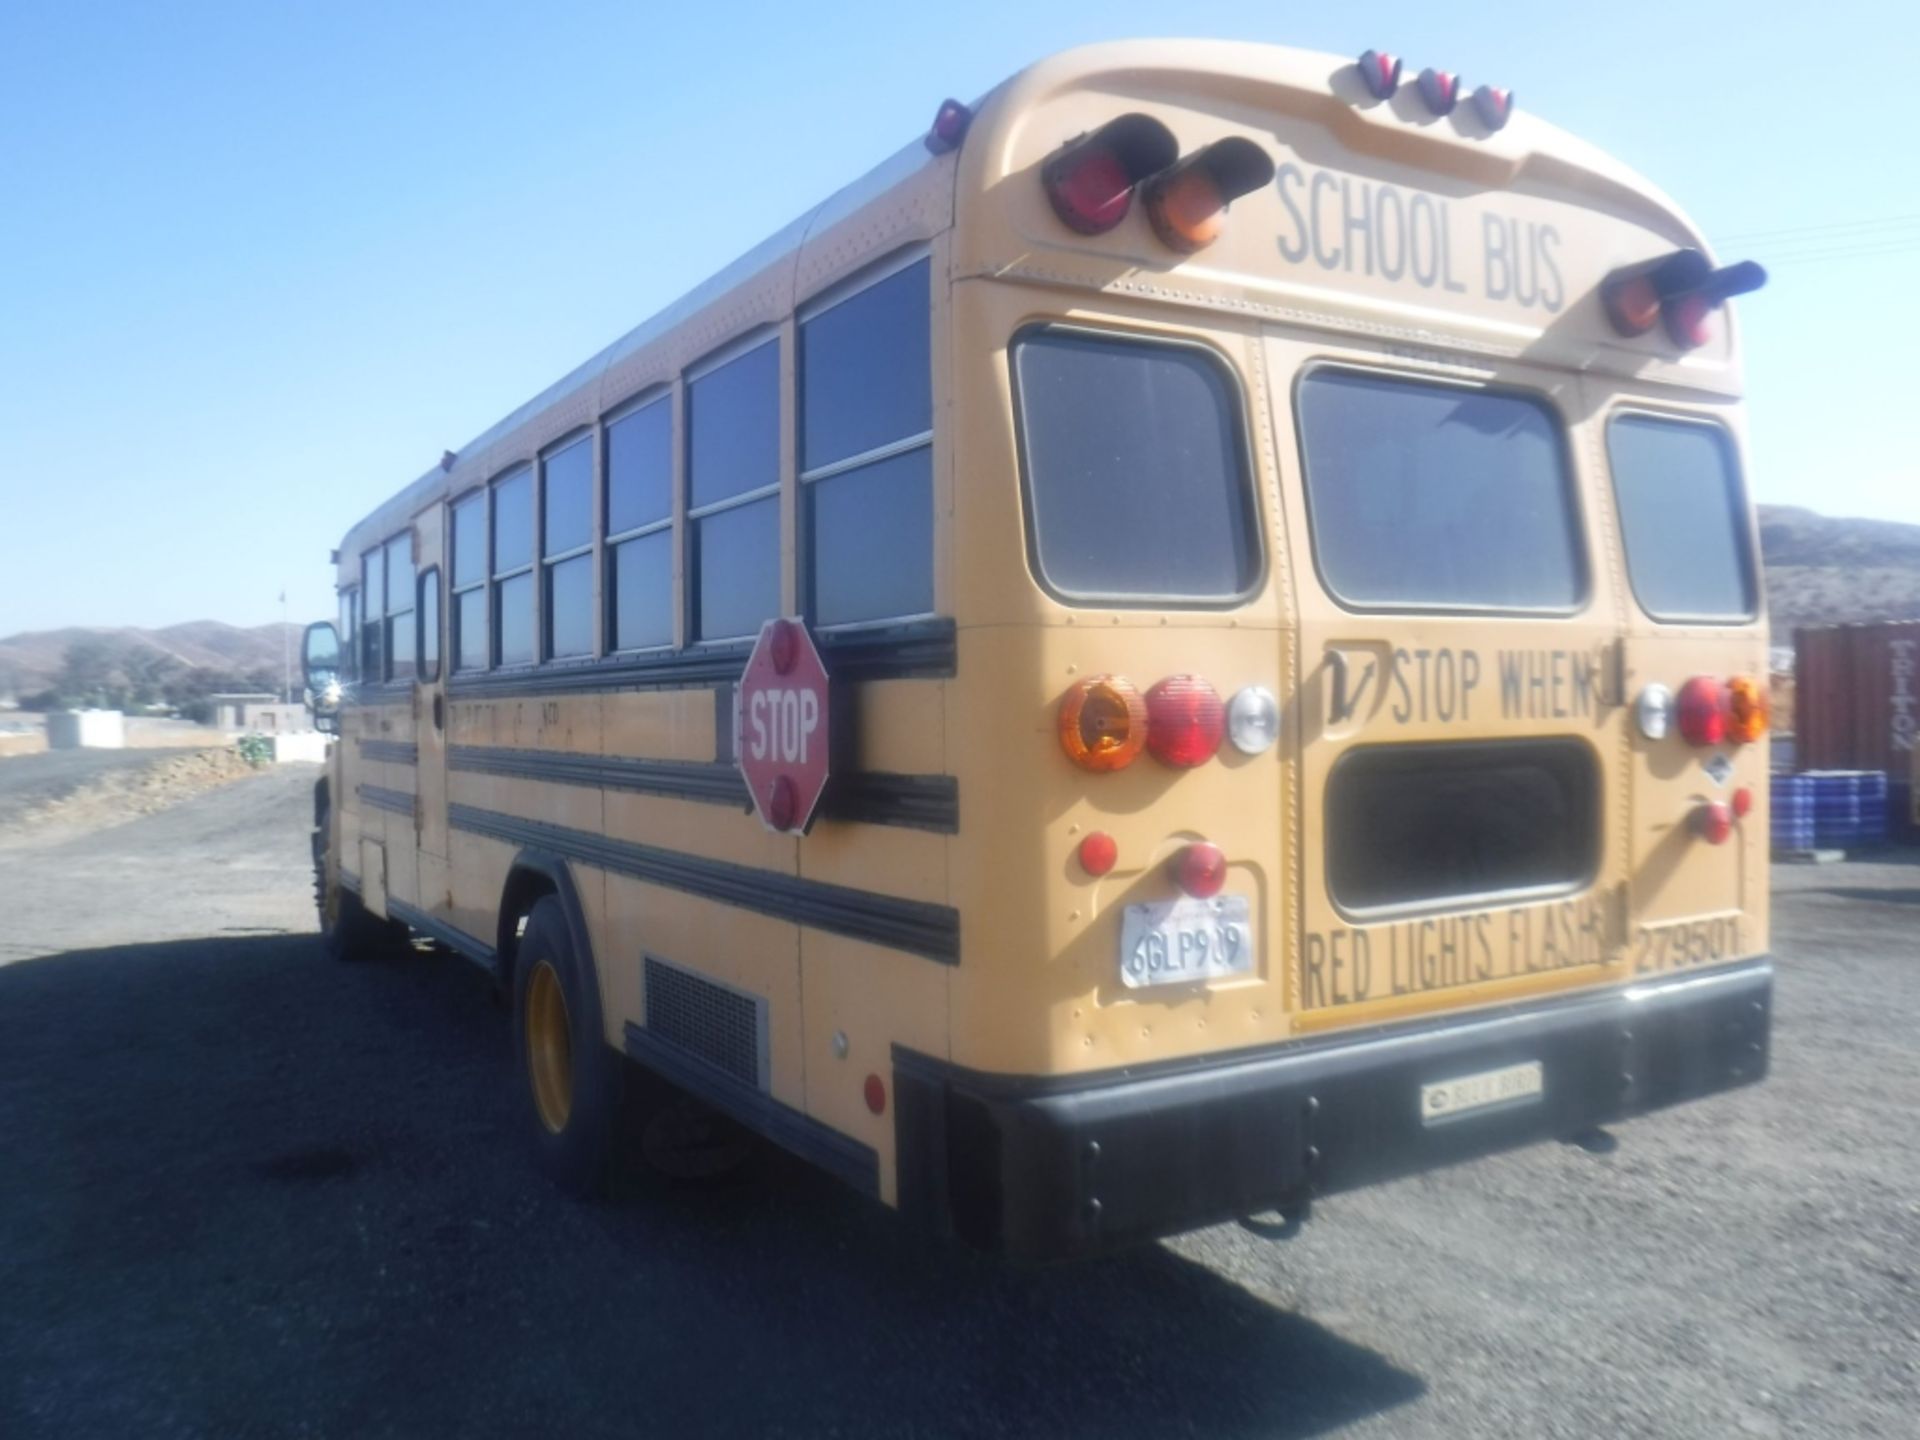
[1,1,1913,633]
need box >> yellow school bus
[302,40,1773,1261]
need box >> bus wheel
[513,896,622,1197]
[313,800,390,963]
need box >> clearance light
[1227,685,1280,755]
[1732,786,1755,819]
[1692,801,1733,846]
[1727,675,1769,744]
[1601,249,1768,349]
[1676,676,1728,747]
[1636,683,1675,741]
[1471,85,1514,130]
[924,98,972,155]
[1417,68,1462,116]
[1078,831,1118,877]
[1041,114,1179,235]
[863,1074,887,1115]
[1145,675,1226,767]
[1170,842,1227,899]
[1059,676,1148,772]
[1357,49,1403,100]
[1141,138,1276,253]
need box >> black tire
[313,799,397,963]
[513,896,624,1198]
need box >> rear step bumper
[894,958,1771,1262]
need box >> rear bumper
[894,958,1771,1262]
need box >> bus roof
[338,39,1718,562]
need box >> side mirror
[302,622,343,729]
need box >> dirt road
[0,769,1914,1438]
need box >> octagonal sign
[734,617,831,834]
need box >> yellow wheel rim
[526,960,573,1135]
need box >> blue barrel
[1801,770,1889,848]
[1771,773,1815,851]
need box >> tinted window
[607,399,671,536]
[694,497,779,642]
[451,492,485,587]
[611,531,672,650]
[1328,739,1600,915]
[802,259,931,470]
[360,549,384,678]
[1608,415,1756,621]
[492,469,533,572]
[544,437,593,556]
[809,447,932,626]
[547,553,593,659]
[495,571,535,666]
[1013,330,1259,602]
[688,342,778,509]
[1297,370,1581,611]
[339,588,357,683]
[384,536,414,617]
[418,569,441,683]
[362,548,384,620]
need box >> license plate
[1420,1061,1544,1124]
[1119,896,1253,989]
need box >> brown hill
[0,622,301,701]
[1758,505,1920,635]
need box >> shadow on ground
[0,936,1422,1439]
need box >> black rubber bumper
[894,958,1771,1262]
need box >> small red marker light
[1417,68,1461,116]
[1692,801,1733,846]
[925,98,971,154]
[1357,49,1402,100]
[1170,842,1227,899]
[863,1074,887,1115]
[1732,786,1754,819]
[1078,832,1118,877]
[766,775,797,831]
[1471,85,1514,130]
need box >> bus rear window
[1297,370,1583,612]
[1607,414,1756,622]
[1012,329,1259,604]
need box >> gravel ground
[0,770,1915,1438]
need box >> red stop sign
[734,617,831,834]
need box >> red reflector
[864,1074,887,1115]
[1732,786,1754,819]
[1692,801,1733,846]
[1145,675,1225,768]
[1676,676,1727,747]
[1170,842,1227,899]
[1078,831,1118,877]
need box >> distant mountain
[1758,505,1920,636]
[0,621,301,700]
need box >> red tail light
[1077,831,1118,877]
[1041,114,1178,235]
[1170,842,1227,898]
[1731,786,1754,819]
[1145,675,1225,767]
[1676,676,1727,747]
[1692,801,1733,846]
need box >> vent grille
[643,956,767,1091]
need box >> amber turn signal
[1059,676,1148,772]
[1726,675,1768,745]
[1141,138,1276,253]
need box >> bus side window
[449,491,487,672]
[800,256,933,626]
[605,396,673,651]
[687,339,780,643]
[417,566,441,683]
[385,533,416,681]
[360,546,385,680]
[491,467,535,666]
[541,436,593,660]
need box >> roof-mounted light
[1471,85,1514,131]
[1141,138,1276,253]
[1357,49,1402,100]
[924,98,971,155]
[1416,68,1461,116]
[1041,114,1179,236]
[1601,249,1768,349]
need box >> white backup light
[1637,683,1675,740]
[1227,685,1280,755]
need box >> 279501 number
[1633,915,1744,977]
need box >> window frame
[685,330,781,646]
[798,247,936,634]
[489,465,536,668]
[602,388,676,655]
[1291,361,1590,619]
[1008,322,1266,610]
[539,431,596,662]
[1604,407,1759,626]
